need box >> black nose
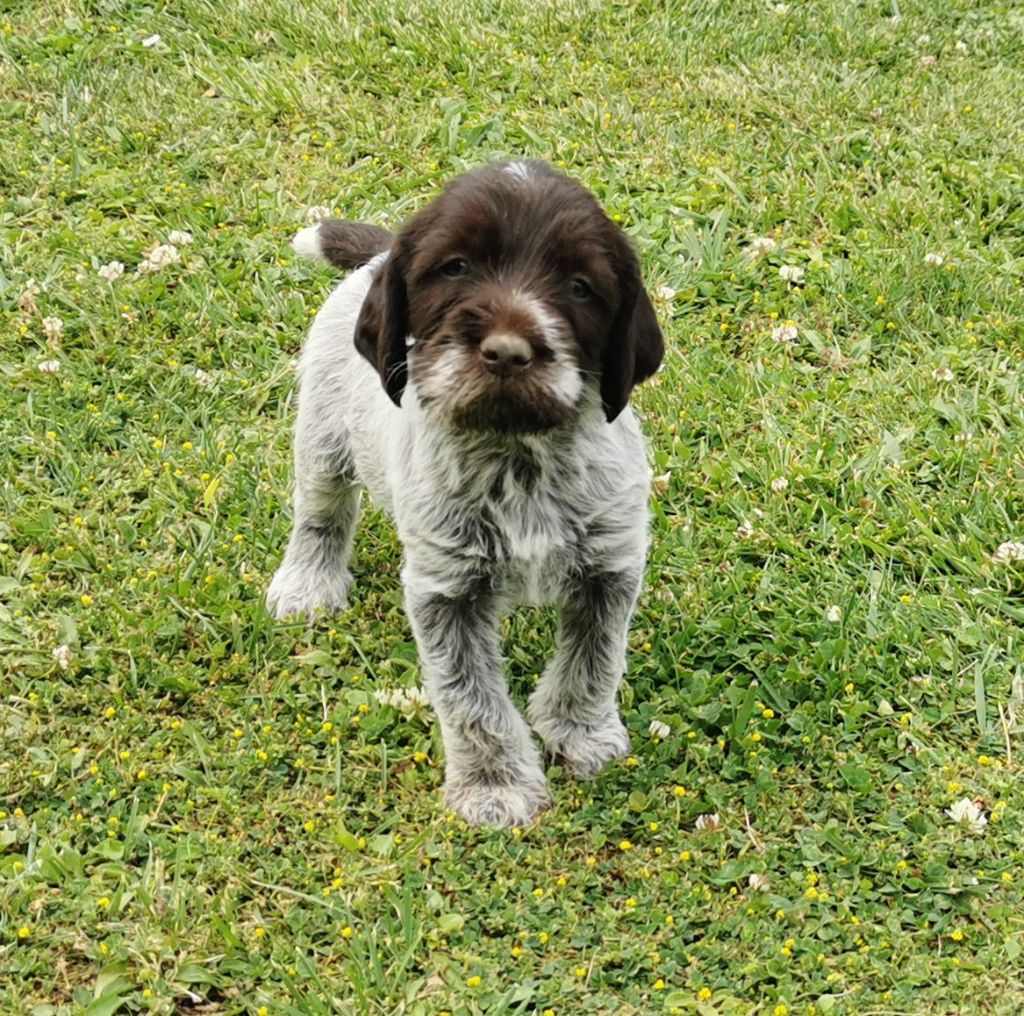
[480,332,534,377]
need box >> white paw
[529,710,631,779]
[444,772,552,829]
[265,565,352,620]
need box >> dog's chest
[484,480,577,602]
[400,442,585,601]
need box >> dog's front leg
[405,579,551,828]
[528,567,642,778]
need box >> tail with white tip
[292,219,394,270]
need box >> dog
[267,160,664,828]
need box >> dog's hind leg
[267,424,362,621]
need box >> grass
[2,0,1024,1012]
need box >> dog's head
[354,160,663,430]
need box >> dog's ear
[599,237,664,422]
[354,245,409,406]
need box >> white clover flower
[37,359,61,374]
[42,316,64,341]
[141,34,161,47]
[138,243,181,274]
[652,471,671,494]
[98,260,125,281]
[923,252,945,267]
[305,205,332,225]
[770,476,789,493]
[655,284,677,302]
[23,278,41,297]
[52,645,73,670]
[746,236,777,258]
[748,873,770,892]
[373,686,431,716]
[953,431,972,445]
[920,54,937,67]
[916,34,931,46]
[168,230,193,246]
[826,604,843,624]
[772,322,798,344]
[931,366,954,382]
[193,368,212,388]
[734,520,754,539]
[946,797,987,835]
[779,264,804,284]
[993,541,1024,565]
[695,813,721,832]
[648,719,671,740]
[954,39,968,53]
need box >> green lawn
[3,1,1024,1013]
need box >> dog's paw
[265,566,352,620]
[531,711,631,779]
[444,773,552,829]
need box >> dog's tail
[292,218,394,271]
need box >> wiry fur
[268,161,662,828]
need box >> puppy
[268,160,663,828]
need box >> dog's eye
[567,278,591,301]
[441,258,471,278]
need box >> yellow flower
[762,708,775,718]
[575,966,587,977]
[104,706,116,719]
[697,987,712,1001]
[80,594,93,607]
[532,888,544,898]
[341,926,353,939]
[98,897,111,909]
[257,1008,269,1016]
[466,975,481,988]
[950,929,964,942]
[774,1006,789,1016]
[619,840,633,852]
[679,850,691,862]
[653,979,665,990]
[17,925,30,939]
[510,945,522,957]
[538,931,549,945]
[672,785,686,797]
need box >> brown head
[354,160,663,431]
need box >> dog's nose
[480,332,534,377]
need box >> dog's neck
[401,388,607,501]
